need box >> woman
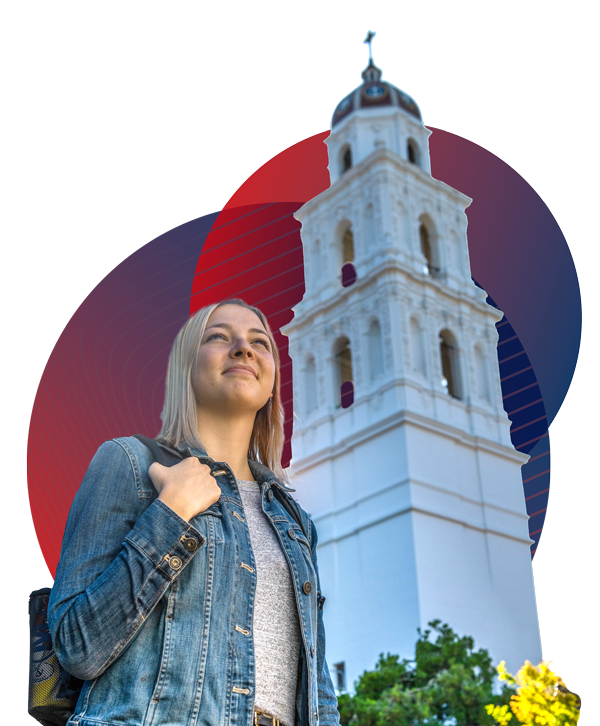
[48,298,340,726]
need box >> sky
[2,2,598,723]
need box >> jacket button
[182,537,199,552]
[303,581,312,594]
[267,489,274,502]
[288,528,296,540]
[310,644,315,658]
[168,556,182,570]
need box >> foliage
[484,703,513,726]
[337,620,513,726]
[484,660,580,726]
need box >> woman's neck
[195,411,256,481]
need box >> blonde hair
[157,299,287,482]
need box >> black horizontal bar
[261,121,523,131]
[423,121,523,131]
[260,121,331,131]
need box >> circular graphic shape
[196,123,581,652]
[428,129,581,428]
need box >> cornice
[291,404,528,473]
[295,146,471,221]
[283,260,500,336]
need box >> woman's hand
[149,458,222,522]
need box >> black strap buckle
[254,711,280,726]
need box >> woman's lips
[224,366,256,376]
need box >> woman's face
[194,304,276,417]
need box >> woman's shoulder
[90,436,154,468]
[84,436,156,499]
[60,437,157,531]
[110,435,155,465]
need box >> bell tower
[282,46,542,690]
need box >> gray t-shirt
[236,479,302,726]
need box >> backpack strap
[272,486,322,605]
[272,487,308,541]
[132,435,309,540]
[132,434,187,467]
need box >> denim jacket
[48,436,340,726]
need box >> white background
[2,1,598,723]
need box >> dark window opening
[341,227,356,287]
[420,223,439,277]
[440,333,461,399]
[343,147,352,172]
[336,339,354,408]
[343,228,354,263]
[407,139,419,165]
[334,662,346,692]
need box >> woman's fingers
[151,458,222,522]
[148,461,167,493]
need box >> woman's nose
[232,337,253,357]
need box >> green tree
[338,620,513,726]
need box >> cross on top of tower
[363,30,376,62]
[361,31,382,83]
[331,34,422,126]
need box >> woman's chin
[199,394,269,418]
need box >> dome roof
[332,60,422,128]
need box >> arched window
[343,227,354,263]
[410,316,426,374]
[419,218,440,277]
[439,329,461,399]
[335,337,354,408]
[420,224,432,273]
[340,145,352,173]
[368,319,384,381]
[474,345,490,402]
[407,138,419,166]
[341,226,357,287]
[305,356,318,413]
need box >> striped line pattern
[27,214,218,575]
[189,202,307,467]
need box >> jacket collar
[248,458,296,492]
[172,439,209,460]
[171,440,296,492]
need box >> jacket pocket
[291,527,312,556]
[294,533,317,584]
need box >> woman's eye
[253,338,270,348]
[207,333,227,341]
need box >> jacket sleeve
[309,517,341,726]
[48,439,204,681]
